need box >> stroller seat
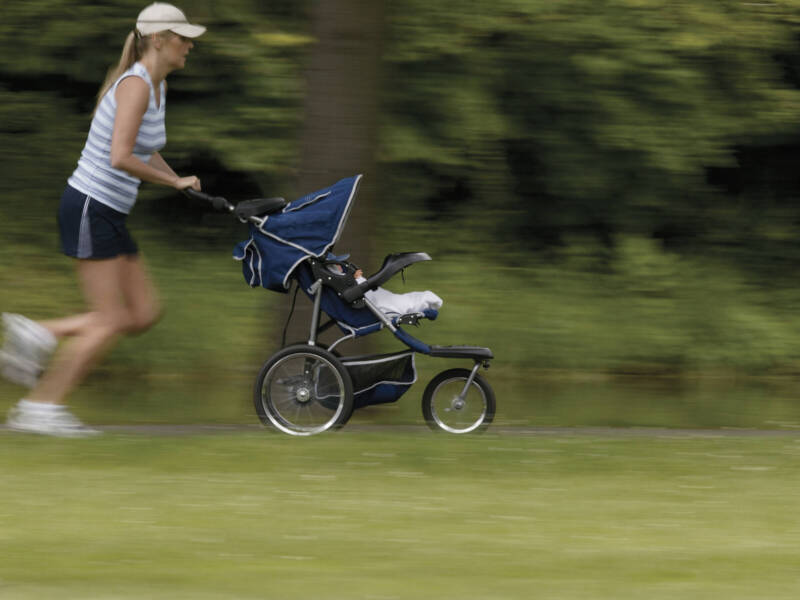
[295,261,438,338]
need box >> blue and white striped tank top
[68,62,166,214]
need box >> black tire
[254,344,354,436]
[422,368,495,433]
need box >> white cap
[136,3,206,38]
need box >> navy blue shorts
[58,185,138,259]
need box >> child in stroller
[325,261,443,319]
[190,174,495,436]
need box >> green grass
[1,431,799,599]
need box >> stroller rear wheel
[254,344,354,436]
[422,368,495,433]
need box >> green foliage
[380,0,800,256]
[3,0,800,385]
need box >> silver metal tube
[328,332,355,353]
[362,295,397,332]
[459,362,482,399]
[308,280,323,345]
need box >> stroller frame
[188,176,496,436]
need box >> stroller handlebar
[183,189,288,223]
[182,188,235,213]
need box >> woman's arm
[148,151,176,177]
[110,77,200,191]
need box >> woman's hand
[173,176,201,191]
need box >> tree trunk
[283,0,384,347]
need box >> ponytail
[93,30,146,114]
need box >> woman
[1,3,206,436]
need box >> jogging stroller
[189,174,495,436]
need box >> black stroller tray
[429,345,493,360]
[234,197,287,220]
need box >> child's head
[325,262,361,279]
[326,264,345,275]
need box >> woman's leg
[34,255,160,340]
[118,254,162,334]
[7,255,162,436]
[38,313,95,339]
[26,256,135,405]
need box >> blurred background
[3,0,800,428]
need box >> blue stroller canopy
[233,175,361,292]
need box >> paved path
[2,424,799,437]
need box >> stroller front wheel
[422,368,495,434]
[254,344,354,436]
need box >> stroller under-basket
[188,174,494,436]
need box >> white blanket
[356,277,443,317]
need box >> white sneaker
[6,400,100,438]
[1,313,57,387]
[0,351,40,388]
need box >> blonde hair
[94,29,172,114]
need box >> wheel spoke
[257,348,352,435]
[431,379,486,433]
[422,369,494,434]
